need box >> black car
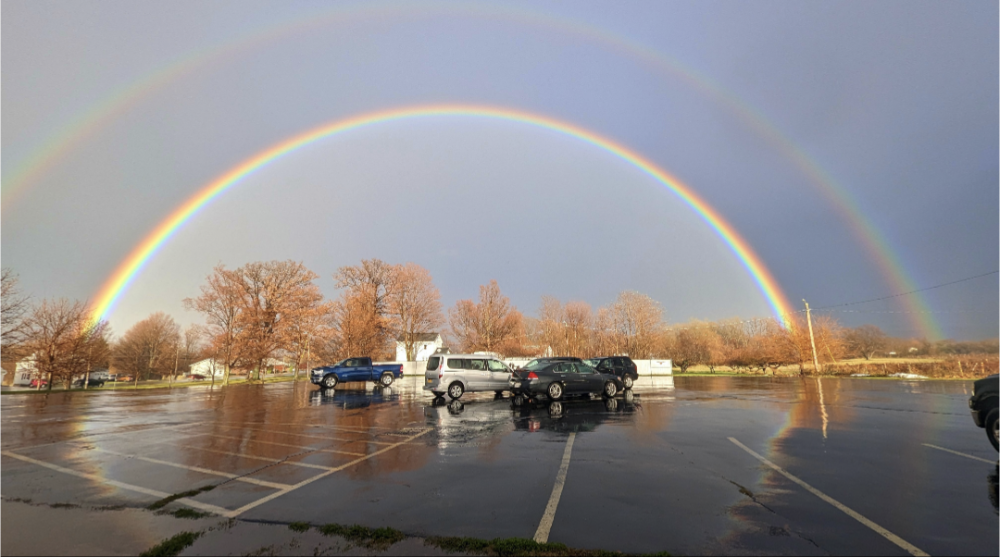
[969,374,998,451]
[72,377,106,388]
[509,357,624,401]
[584,356,639,389]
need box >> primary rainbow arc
[89,104,795,325]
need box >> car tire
[623,375,634,389]
[448,382,464,400]
[380,373,394,387]
[322,374,338,389]
[547,382,563,401]
[603,381,618,398]
[986,408,999,452]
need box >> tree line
[2,263,995,389]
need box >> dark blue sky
[2,0,997,339]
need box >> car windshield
[522,359,549,371]
[584,359,600,367]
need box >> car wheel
[448,382,464,400]
[547,382,563,401]
[986,408,999,452]
[380,373,394,386]
[322,374,338,388]
[623,375,634,389]
[603,381,618,398]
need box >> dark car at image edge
[969,374,998,451]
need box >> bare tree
[844,325,888,360]
[113,312,180,386]
[607,291,663,359]
[231,261,323,381]
[668,322,723,373]
[538,297,593,358]
[389,263,445,361]
[331,291,390,359]
[334,259,397,354]
[22,299,110,390]
[448,280,525,356]
[185,265,245,385]
[1,269,30,363]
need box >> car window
[344,359,358,367]
[447,358,466,369]
[576,363,597,374]
[468,359,486,371]
[426,357,440,371]
[488,360,507,372]
[555,362,575,373]
[523,359,547,371]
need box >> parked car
[969,374,998,451]
[72,377,106,388]
[509,357,624,401]
[424,354,513,399]
[310,357,403,389]
[584,356,639,389]
[29,378,48,388]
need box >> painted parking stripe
[190,434,366,456]
[169,443,335,470]
[922,443,996,464]
[533,432,576,544]
[728,438,928,557]
[77,446,292,489]
[210,426,405,446]
[1,450,228,515]
[224,427,433,518]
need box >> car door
[575,363,604,392]
[462,358,487,390]
[612,358,626,379]
[487,359,510,390]
[554,362,582,393]
[342,358,365,382]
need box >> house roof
[396,333,441,342]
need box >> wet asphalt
[1,375,997,556]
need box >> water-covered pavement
[2,376,997,555]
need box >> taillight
[527,372,539,380]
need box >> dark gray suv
[584,356,639,389]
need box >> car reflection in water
[424,394,519,450]
[309,386,399,409]
[512,390,640,434]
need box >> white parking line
[922,443,996,464]
[78,447,291,489]
[211,426,406,446]
[533,432,576,544]
[169,443,334,470]
[1,450,228,515]
[224,427,433,518]
[728,437,928,557]
[190,434,366,456]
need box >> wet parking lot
[2,376,997,556]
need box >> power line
[808,270,998,312]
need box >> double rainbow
[88,105,794,325]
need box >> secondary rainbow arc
[88,105,795,325]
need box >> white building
[12,356,38,386]
[188,359,226,378]
[395,333,444,362]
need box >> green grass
[163,508,213,519]
[425,536,670,556]
[318,523,406,549]
[146,485,216,511]
[139,531,202,557]
[288,521,311,532]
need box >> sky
[2,0,997,340]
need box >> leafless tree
[844,324,888,360]
[184,265,245,385]
[22,299,110,390]
[389,263,444,361]
[607,291,663,359]
[334,259,397,353]
[538,297,593,358]
[331,291,391,359]
[113,312,181,386]
[1,269,30,362]
[449,280,526,356]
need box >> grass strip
[318,523,406,549]
[139,531,202,557]
[164,508,213,519]
[425,536,670,556]
[288,521,311,532]
[146,485,216,511]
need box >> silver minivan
[423,354,512,399]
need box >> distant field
[680,355,996,379]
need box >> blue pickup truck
[310,357,403,389]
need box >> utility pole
[803,299,821,374]
[84,346,93,390]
